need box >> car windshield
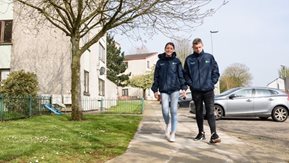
[219,87,241,96]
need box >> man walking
[184,38,221,143]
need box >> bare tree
[174,37,192,65]
[220,63,252,92]
[135,44,149,54]
[13,0,228,120]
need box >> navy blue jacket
[184,50,220,92]
[151,52,187,94]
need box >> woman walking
[151,42,187,142]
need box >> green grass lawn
[107,101,143,114]
[0,114,142,163]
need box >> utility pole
[281,65,288,93]
[210,30,219,54]
[210,30,219,94]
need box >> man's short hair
[192,38,203,45]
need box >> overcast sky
[115,0,289,86]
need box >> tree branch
[15,0,71,36]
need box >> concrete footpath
[107,101,285,163]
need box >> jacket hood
[158,52,177,60]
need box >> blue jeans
[161,91,179,133]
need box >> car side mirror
[229,94,236,99]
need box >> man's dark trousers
[192,90,216,134]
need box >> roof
[124,52,158,61]
[267,77,284,86]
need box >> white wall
[124,54,157,75]
[80,27,107,99]
[146,54,158,70]
[0,1,115,112]
[125,59,146,75]
[97,37,107,95]
[105,79,117,99]
[11,2,108,94]
[0,46,11,68]
[104,79,117,108]
[11,10,72,95]
[267,78,285,91]
[0,0,13,19]
[146,54,158,100]
[122,54,158,100]
[10,3,109,111]
[214,82,220,95]
[0,0,13,70]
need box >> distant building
[214,82,220,95]
[267,78,285,91]
[119,52,158,100]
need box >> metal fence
[81,98,144,114]
[0,95,144,121]
[0,95,51,121]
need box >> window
[99,42,105,62]
[0,20,13,44]
[122,89,128,96]
[147,61,150,69]
[269,90,279,95]
[84,70,89,95]
[220,88,241,96]
[254,89,272,97]
[0,69,10,82]
[234,89,253,98]
[99,78,105,96]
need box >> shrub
[0,70,39,96]
[0,70,39,114]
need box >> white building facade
[267,78,285,91]
[119,52,158,100]
[0,0,13,82]
[0,1,117,110]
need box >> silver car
[189,87,289,122]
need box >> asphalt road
[180,107,289,161]
[181,106,289,147]
[183,104,289,153]
[216,116,289,152]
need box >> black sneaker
[210,133,221,144]
[194,132,205,141]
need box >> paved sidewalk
[107,101,286,163]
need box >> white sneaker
[169,132,175,142]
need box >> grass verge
[106,101,142,114]
[0,114,142,163]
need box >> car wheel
[272,106,288,122]
[259,117,269,120]
[214,105,223,120]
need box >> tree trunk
[143,89,146,100]
[71,35,83,120]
